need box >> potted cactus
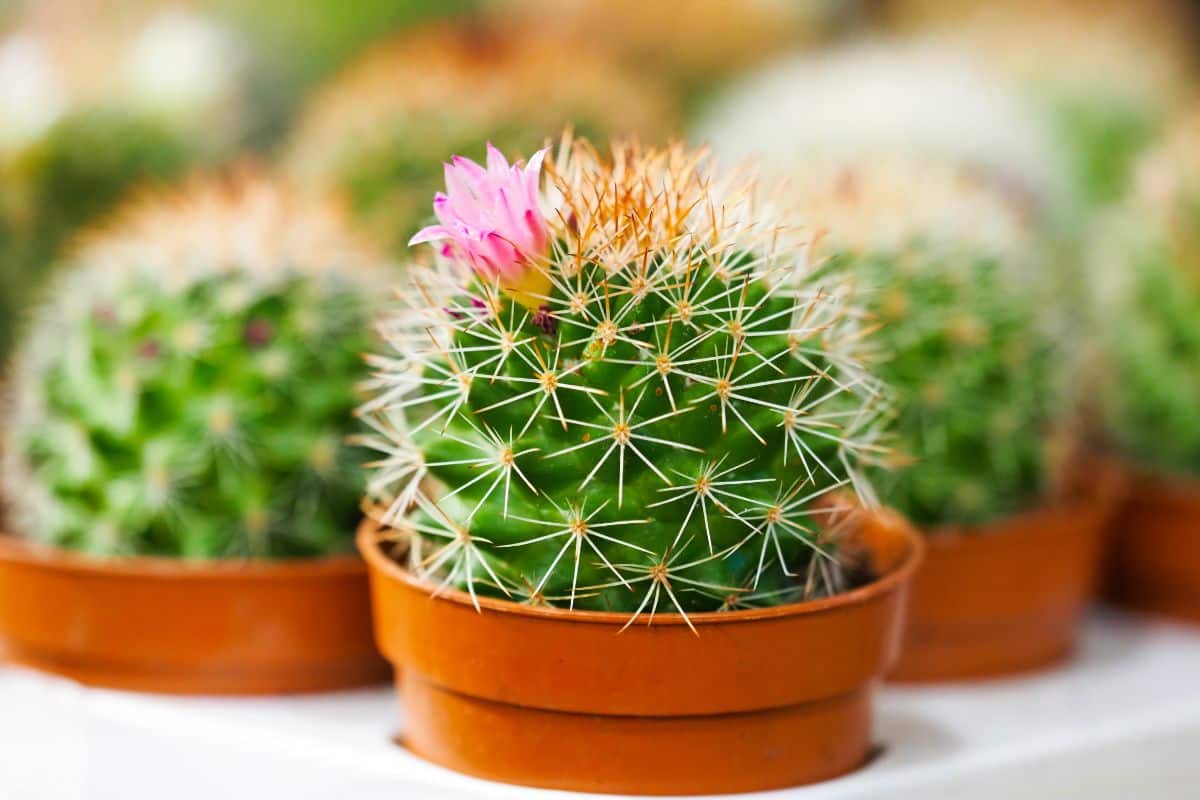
[0,171,389,694]
[282,21,676,255]
[1097,112,1200,624]
[766,156,1120,682]
[0,8,250,362]
[356,137,923,794]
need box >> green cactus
[2,174,380,559]
[1098,118,1200,475]
[983,6,1188,208]
[1040,91,1162,208]
[0,8,252,364]
[360,140,888,618]
[781,158,1061,528]
[850,249,1056,526]
[0,109,193,362]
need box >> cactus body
[0,111,193,360]
[2,174,381,559]
[780,158,1059,527]
[1099,115,1200,475]
[0,11,249,361]
[853,250,1054,525]
[362,139,887,616]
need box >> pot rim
[0,534,366,580]
[1125,460,1200,492]
[357,509,923,628]
[925,456,1127,540]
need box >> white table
[3,612,1199,799]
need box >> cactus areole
[361,138,889,618]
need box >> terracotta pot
[1107,467,1200,624]
[0,535,389,694]
[359,510,922,796]
[889,468,1122,683]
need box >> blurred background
[2,9,1200,795]
[1,0,1199,375]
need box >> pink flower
[410,143,550,282]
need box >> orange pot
[1107,467,1200,624]
[359,510,922,796]
[0,536,389,694]
[889,471,1121,683]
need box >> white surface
[2,612,1200,799]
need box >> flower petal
[409,224,453,246]
[485,142,509,175]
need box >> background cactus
[283,22,676,254]
[0,110,192,360]
[779,157,1062,527]
[1095,113,1200,475]
[360,138,889,618]
[0,9,249,363]
[1,172,382,559]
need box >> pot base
[889,471,1118,684]
[1107,469,1200,626]
[888,614,1075,683]
[361,510,922,795]
[401,672,872,796]
[0,537,389,695]
[1108,584,1200,625]
[1,640,390,695]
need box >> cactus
[1096,113,1200,475]
[0,110,193,362]
[284,23,676,253]
[0,11,249,362]
[359,138,889,619]
[1,172,382,559]
[779,157,1062,527]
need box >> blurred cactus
[1,172,382,559]
[781,157,1061,526]
[0,10,249,363]
[360,138,889,618]
[1095,114,1200,475]
[284,22,676,254]
[0,111,191,362]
